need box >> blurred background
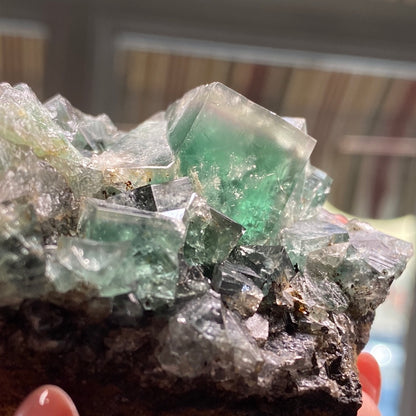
[1,0,415,415]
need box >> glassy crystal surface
[0,82,413,416]
[0,200,48,306]
[183,193,244,265]
[77,198,186,309]
[212,261,264,317]
[54,236,135,297]
[167,82,316,244]
[0,140,77,244]
[158,291,262,382]
[281,218,349,271]
[108,177,194,212]
[0,83,102,197]
[45,94,120,154]
[176,255,210,300]
[93,112,177,191]
[230,245,296,295]
[282,117,308,133]
[281,162,332,227]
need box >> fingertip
[358,391,382,416]
[357,352,381,404]
[14,385,79,416]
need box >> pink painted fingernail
[14,385,79,416]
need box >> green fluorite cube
[167,83,316,244]
[53,236,134,297]
[77,198,186,309]
[281,219,349,271]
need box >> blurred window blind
[0,18,48,100]
[113,34,416,220]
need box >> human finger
[14,385,79,416]
[357,352,382,405]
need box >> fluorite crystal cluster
[0,82,412,416]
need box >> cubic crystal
[166,82,316,244]
[183,193,245,265]
[0,82,413,416]
[77,198,186,309]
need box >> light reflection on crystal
[0,82,413,415]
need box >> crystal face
[166,82,316,244]
[76,198,186,309]
[0,82,413,416]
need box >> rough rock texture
[0,82,413,416]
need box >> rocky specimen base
[0,299,359,416]
[0,82,412,416]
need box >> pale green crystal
[281,162,332,228]
[77,198,186,309]
[281,218,349,271]
[166,82,316,244]
[0,200,48,306]
[0,83,102,196]
[45,94,121,154]
[0,82,414,413]
[183,193,244,265]
[92,112,177,191]
[53,236,135,297]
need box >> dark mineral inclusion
[0,82,412,416]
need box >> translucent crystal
[183,193,245,265]
[0,139,77,244]
[229,245,295,295]
[158,291,262,382]
[212,260,264,317]
[0,82,413,416]
[282,117,308,133]
[281,218,349,271]
[108,177,194,212]
[304,219,413,316]
[44,94,120,154]
[0,201,48,306]
[77,198,186,309]
[167,82,316,244]
[288,272,349,333]
[0,83,102,197]
[176,255,210,300]
[281,162,332,227]
[157,291,231,378]
[54,236,135,297]
[93,112,177,191]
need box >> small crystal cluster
[0,82,413,416]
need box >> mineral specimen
[0,82,413,416]
[166,82,316,244]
